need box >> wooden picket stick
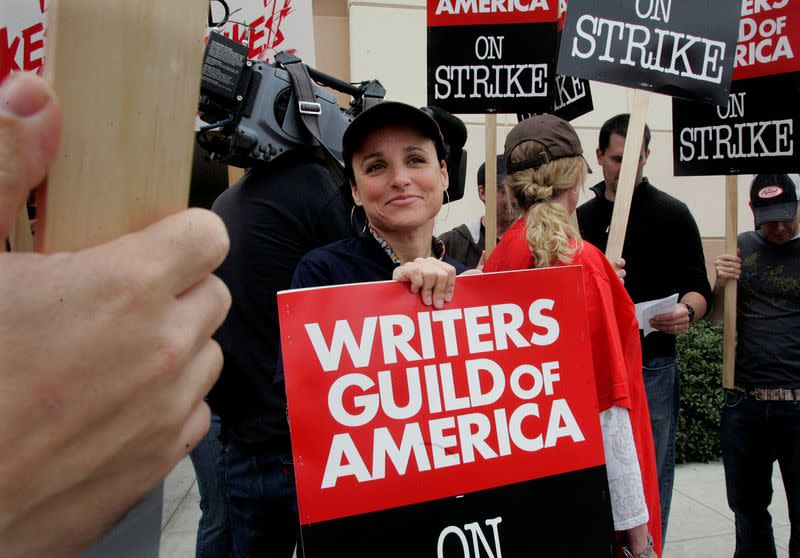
[485,113,498,255]
[723,175,738,389]
[38,0,207,252]
[9,207,33,252]
[604,89,651,264]
[35,1,207,555]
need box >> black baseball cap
[342,101,448,179]
[477,155,507,187]
[749,173,800,227]
[504,113,591,174]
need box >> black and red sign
[673,0,800,176]
[427,0,559,114]
[557,0,742,106]
[518,1,595,123]
[552,0,594,121]
[518,74,594,123]
[278,266,615,557]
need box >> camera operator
[209,145,354,557]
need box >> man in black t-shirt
[577,114,712,543]
[711,173,800,558]
[209,149,355,558]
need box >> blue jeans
[189,413,231,558]
[220,440,300,558]
[642,355,680,541]
[720,391,800,558]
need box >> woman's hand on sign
[393,257,456,309]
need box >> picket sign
[427,0,559,261]
[604,90,651,264]
[723,176,739,389]
[484,114,498,256]
[37,0,206,252]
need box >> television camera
[196,32,467,200]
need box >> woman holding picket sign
[289,101,469,303]
[483,114,662,558]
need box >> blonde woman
[484,114,662,558]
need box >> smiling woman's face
[350,124,448,236]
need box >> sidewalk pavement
[159,458,791,558]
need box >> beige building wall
[313,0,351,107]
[314,0,755,276]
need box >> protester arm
[673,205,713,318]
[708,252,741,325]
[600,406,648,531]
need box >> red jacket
[485,219,663,555]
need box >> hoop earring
[440,189,450,222]
[350,205,368,235]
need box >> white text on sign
[303,300,588,489]
[435,0,549,15]
[569,0,728,84]
[438,517,503,558]
[435,35,548,100]
[679,91,794,162]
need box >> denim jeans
[720,391,800,558]
[189,413,231,558]
[642,355,680,541]
[220,439,300,558]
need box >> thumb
[0,72,62,241]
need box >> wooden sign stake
[723,175,738,389]
[39,0,207,252]
[485,113,498,256]
[37,0,207,554]
[604,89,651,264]
[9,207,34,252]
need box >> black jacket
[439,222,484,269]
[577,178,712,359]
[209,151,354,450]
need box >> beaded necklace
[368,225,446,265]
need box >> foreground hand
[650,303,691,336]
[0,72,231,557]
[0,72,62,245]
[393,257,456,308]
[714,253,741,287]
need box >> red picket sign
[278,266,610,550]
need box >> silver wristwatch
[622,534,654,558]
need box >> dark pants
[220,439,300,558]
[720,391,800,558]
[642,355,680,541]
[189,414,230,558]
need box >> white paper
[635,293,679,337]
